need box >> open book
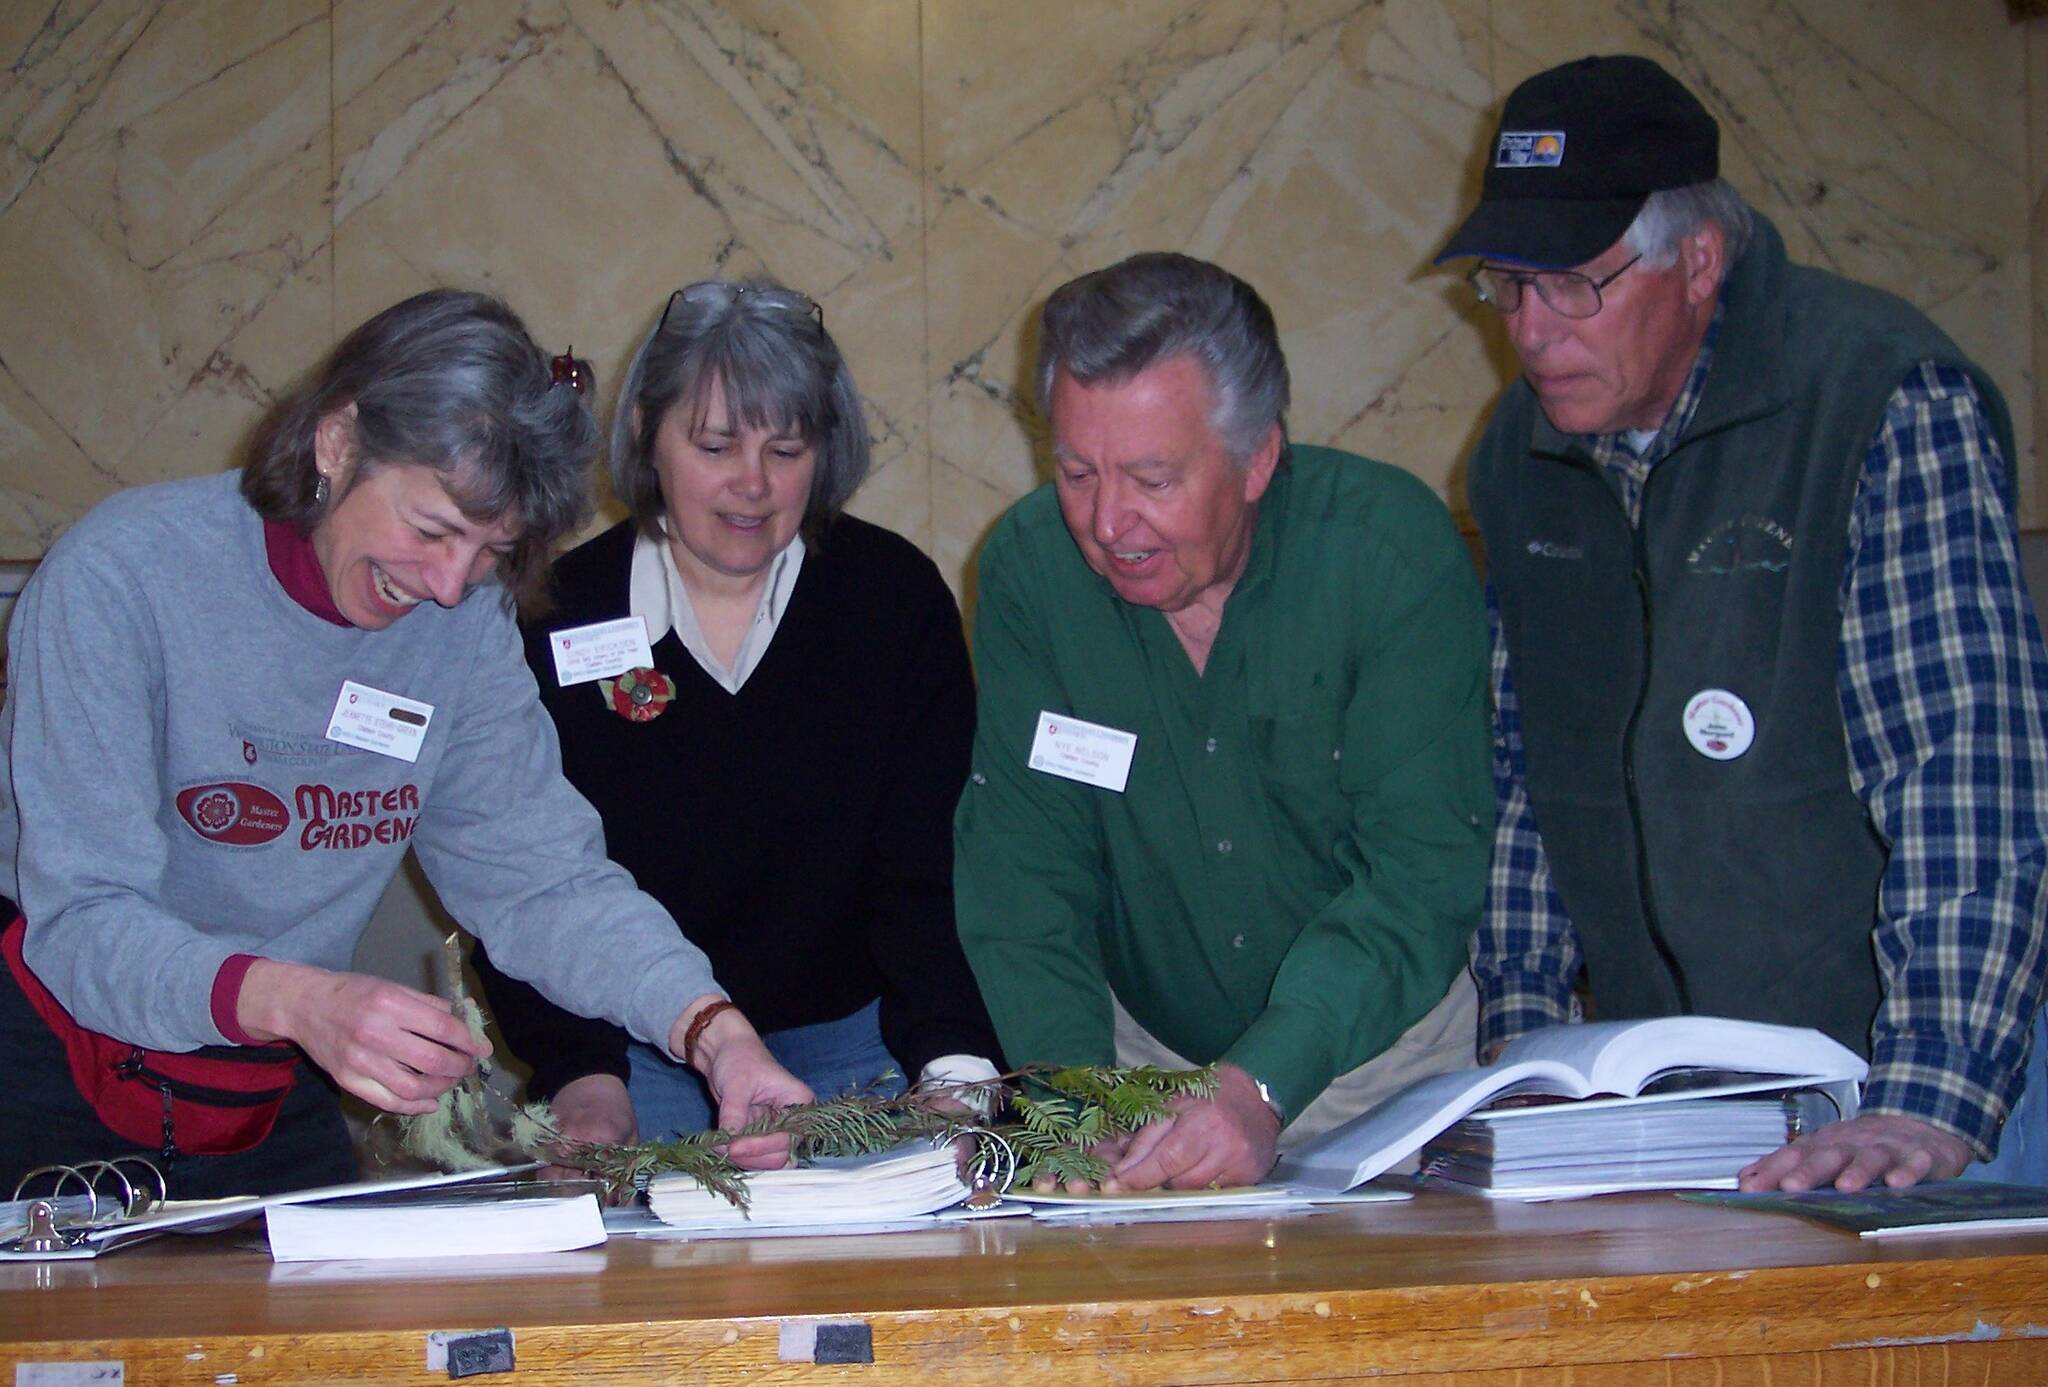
[1271,1016,1866,1195]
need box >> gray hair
[1624,178,1754,269]
[611,279,870,541]
[1035,252,1290,467]
[241,288,596,614]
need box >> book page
[1509,1017,1865,1095]
[1270,1059,1588,1193]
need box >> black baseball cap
[1435,55,1718,270]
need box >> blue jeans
[625,998,904,1141]
[1961,1006,2048,1187]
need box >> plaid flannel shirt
[1475,324,2048,1159]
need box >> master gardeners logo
[175,781,291,846]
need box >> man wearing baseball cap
[1444,54,2048,1191]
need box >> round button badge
[1681,688,1754,761]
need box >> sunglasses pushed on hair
[659,282,823,333]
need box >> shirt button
[970,772,987,785]
[1205,737,1218,754]
[1217,838,1233,855]
[1332,748,1342,762]
[1231,933,1247,949]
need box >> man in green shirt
[955,252,1492,1190]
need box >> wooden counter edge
[9,1253,2048,1385]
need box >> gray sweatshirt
[1,472,719,1054]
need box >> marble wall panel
[923,0,1495,592]
[0,0,332,557]
[330,0,931,545]
[3,0,2044,572]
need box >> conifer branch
[391,979,1220,1210]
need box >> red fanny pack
[3,916,300,1157]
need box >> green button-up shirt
[954,446,1492,1120]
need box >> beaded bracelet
[682,999,739,1071]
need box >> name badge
[327,680,434,763]
[1028,710,1136,793]
[547,616,655,687]
[1682,687,1754,761]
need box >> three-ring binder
[1,1161,538,1260]
[3,1157,167,1256]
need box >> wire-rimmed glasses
[1467,254,1642,319]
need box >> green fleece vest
[1471,215,2016,1057]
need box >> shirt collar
[628,527,805,694]
[1587,301,1724,480]
[262,518,351,627]
[1229,451,1290,600]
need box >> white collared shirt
[628,528,806,694]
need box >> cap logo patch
[1496,131,1565,168]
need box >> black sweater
[472,517,1001,1099]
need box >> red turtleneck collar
[262,519,352,627]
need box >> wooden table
[6,1188,2048,1384]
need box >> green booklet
[1682,1181,2048,1237]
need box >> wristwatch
[1250,1074,1285,1126]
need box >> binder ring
[10,1157,167,1227]
[13,1164,101,1224]
[72,1161,135,1222]
[82,1157,165,1218]
[107,1156,167,1216]
[949,1126,1018,1200]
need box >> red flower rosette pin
[602,667,674,722]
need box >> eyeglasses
[1467,255,1642,319]
[659,281,823,333]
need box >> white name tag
[547,616,655,687]
[327,680,434,763]
[1028,710,1136,793]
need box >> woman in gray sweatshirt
[0,290,809,1196]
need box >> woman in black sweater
[473,280,1000,1143]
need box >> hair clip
[550,350,592,396]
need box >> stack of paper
[647,1142,968,1230]
[1420,1093,1807,1197]
[265,1181,606,1262]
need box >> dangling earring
[314,473,330,506]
